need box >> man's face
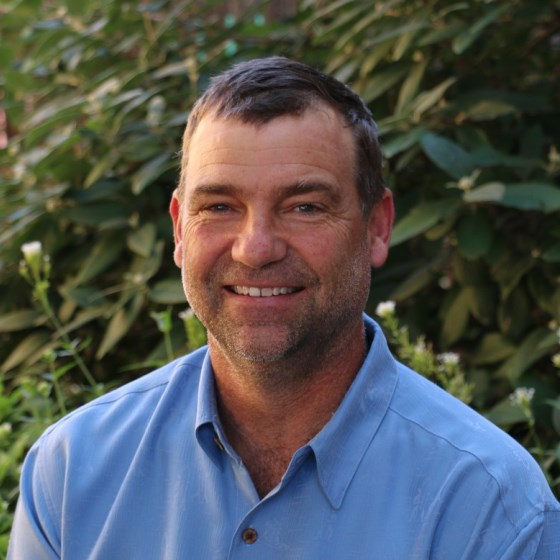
[171,105,393,368]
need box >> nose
[231,212,287,269]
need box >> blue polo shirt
[9,316,560,559]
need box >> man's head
[177,56,385,216]
[171,58,393,381]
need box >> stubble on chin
[183,239,372,391]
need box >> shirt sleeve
[498,509,560,560]
[8,443,61,559]
[534,510,560,559]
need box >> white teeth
[232,286,297,297]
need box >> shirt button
[241,528,258,544]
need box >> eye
[203,203,232,213]
[294,203,322,214]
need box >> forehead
[183,105,357,192]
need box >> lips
[229,286,300,297]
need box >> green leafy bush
[1,0,559,552]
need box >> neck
[209,322,367,496]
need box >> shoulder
[388,362,559,520]
[36,347,208,454]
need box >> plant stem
[36,290,99,391]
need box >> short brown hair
[178,57,385,214]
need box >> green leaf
[463,182,506,203]
[62,202,130,228]
[497,288,531,339]
[492,253,534,301]
[5,69,37,93]
[382,127,426,158]
[0,332,51,373]
[456,212,494,260]
[395,59,428,113]
[501,183,560,213]
[131,154,176,195]
[127,241,164,284]
[471,332,516,365]
[452,254,486,286]
[467,285,495,325]
[452,4,510,54]
[71,235,125,285]
[485,396,528,428]
[59,286,107,307]
[465,100,517,121]
[424,212,457,241]
[471,147,539,168]
[390,266,434,301]
[0,310,46,332]
[59,306,109,336]
[420,132,475,179]
[412,78,456,119]
[83,153,120,188]
[391,199,460,246]
[359,41,394,75]
[357,64,410,104]
[96,292,144,359]
[24,97,86,130]
[149,278,186,304]
[62,0,88,16]
[541,242,560,263]
[464,182,560,212]
[127,223,157,258]
[527,271,559,316]
[497,329,558,381]
[72,180,126,203]
[0,45,14,69]
[441,288,471,346]
[335,6,422,51]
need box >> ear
[169,190,184,268]
[367,188,394,268]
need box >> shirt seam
[40,380,171,438]
[39,354,205,441]
[387,405,537,530]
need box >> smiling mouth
[229,286,301,297]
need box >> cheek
[182,224,230,274]
[293,232,367,289]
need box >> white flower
[509,387,535,406]
[437,352,460,365]
[178,308,195,321]
[456,169,481,191]
[21,241,44,276]
[21,241,42,259]
[438,276,453,290]
[549,145,560,165]
[375,300,396,318]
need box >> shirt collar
[309,314,398,508]
[194,314,398,507]
[194,350,234,467]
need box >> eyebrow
[187,184,239,207]
[282,181,342,203]
[189,180,342,205]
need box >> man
[9,57,560,558]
